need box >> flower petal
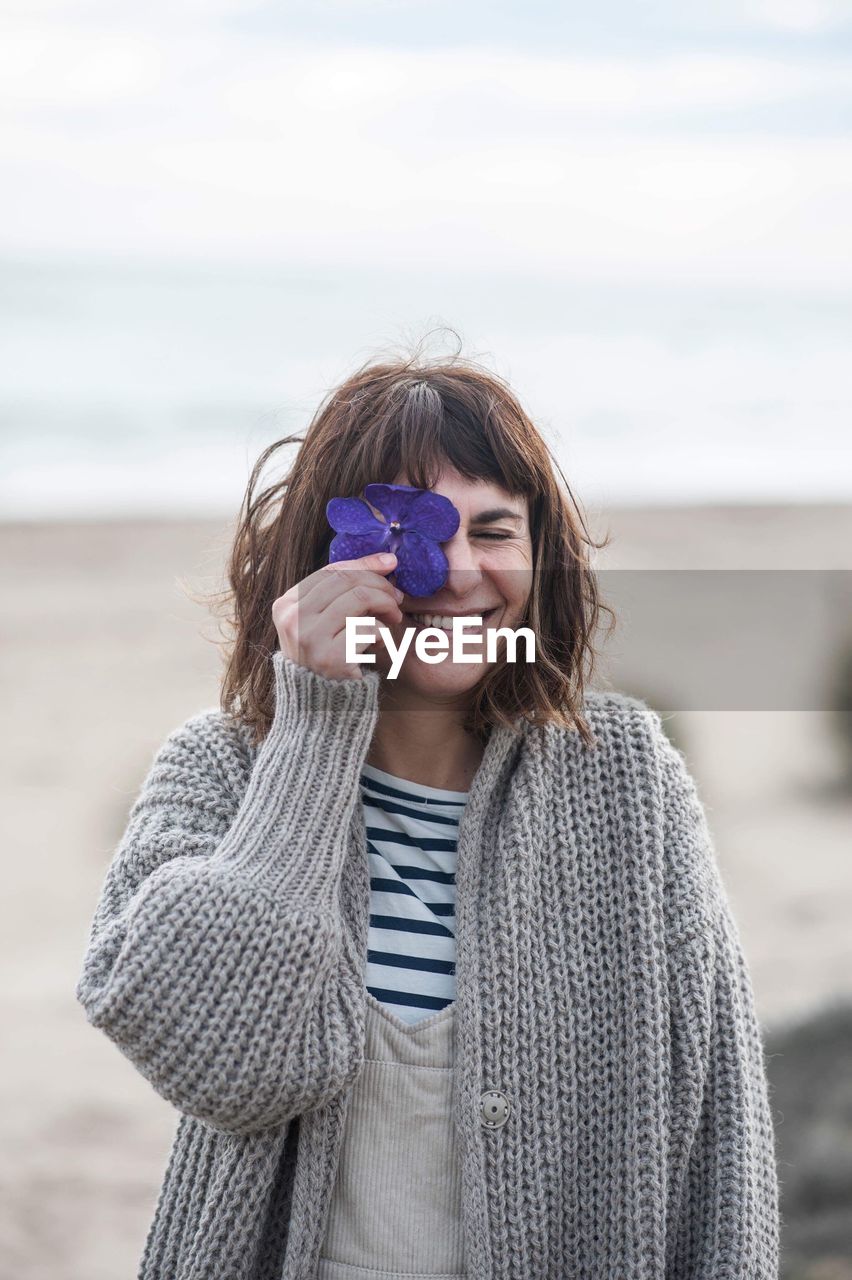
[363,483,420,524]
[404,490,461,542]
[394,529,449,597]
[326,496,384,535]
[328,529,391,562]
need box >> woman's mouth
[403,608,501,634]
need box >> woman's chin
[377,657,488,700]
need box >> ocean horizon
[2,255,850,520]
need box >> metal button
[480,1089,510,1128]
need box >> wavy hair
[202,339,615,749]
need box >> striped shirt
[360,763,469,1026]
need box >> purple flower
[326,483,461,597]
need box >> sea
[2,256,850,520]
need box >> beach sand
[2,505,851,1279]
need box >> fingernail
[379,552,396,564]
[394,588,404,602]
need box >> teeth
[410,613,487,629]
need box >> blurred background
[1,2,851,1277]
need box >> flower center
[389,520,401,530]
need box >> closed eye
[473,531,514,541]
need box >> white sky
[2,1,851,288]
[1,0,850,514]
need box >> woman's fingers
[276,586,402,680]
[272,551,406,680]
[320,585,404,640]
[296,552,402,610]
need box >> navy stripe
[370,864,456,884]
[367,949,456,976]
[370,912,454,937]
[369,896,455,918]
[366,986,450,1011]
[370,876,456,902]
[366,828,458,852]
[361,773,466,806]
[362,794,462,827]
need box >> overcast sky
[1,0,850,515]
[2,0,851,288]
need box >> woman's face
[372,466,534,701]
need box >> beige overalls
[316,991,466,1280]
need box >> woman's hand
[273,551,404,680]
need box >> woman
[76,353,780,1280]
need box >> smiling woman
[76,344,780,1280]
[219,350,612,751]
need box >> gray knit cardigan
[76,651,780,1279]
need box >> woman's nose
[442,533,482,595]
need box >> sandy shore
[2,505,851,1279]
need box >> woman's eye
[474,530,513,541]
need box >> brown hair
[205,340,614,749]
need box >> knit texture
[75,650,780,1279]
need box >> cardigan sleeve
[75,651,380,1137]
[655,726,781,1279]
